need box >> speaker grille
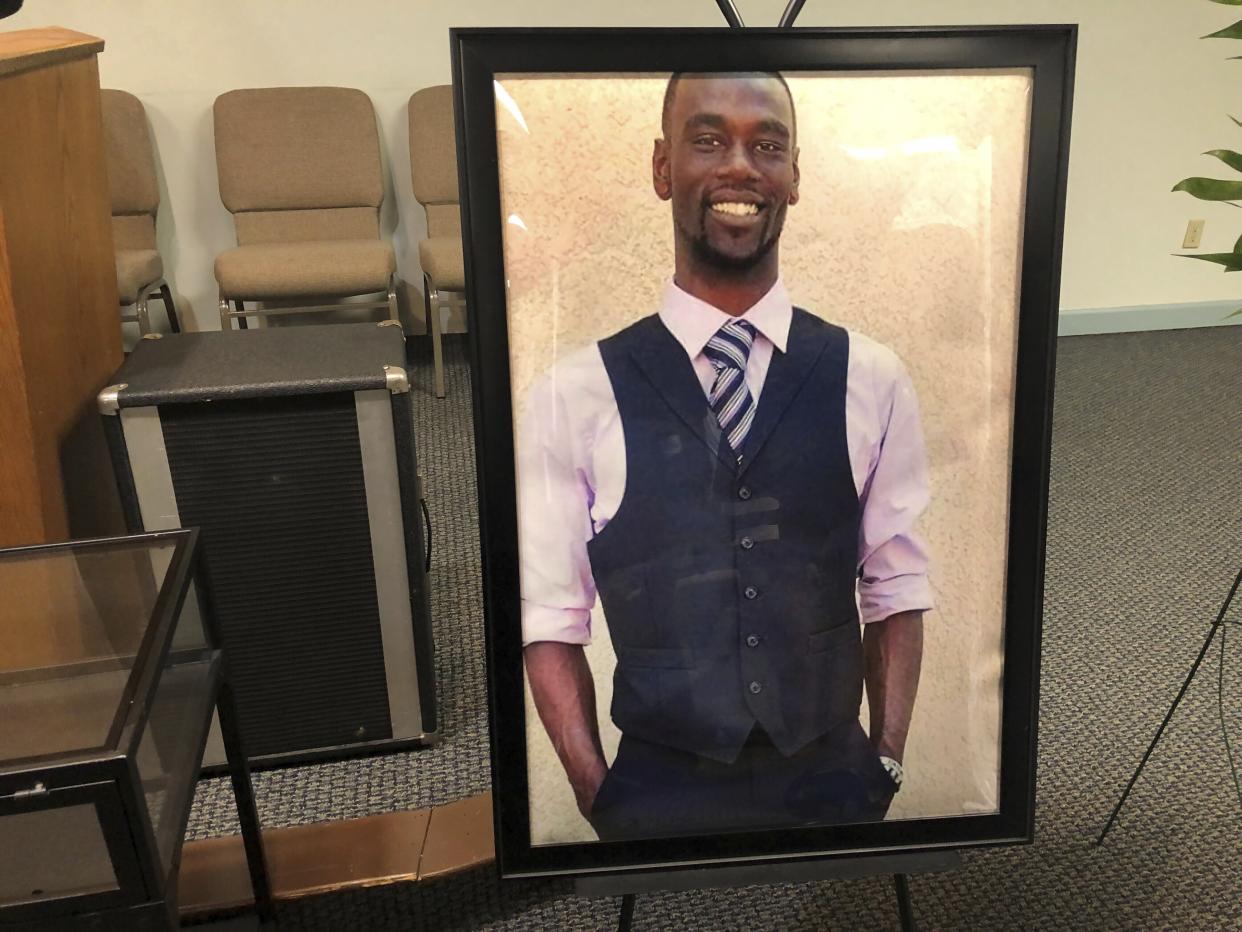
[160,393,393,757]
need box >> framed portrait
[453,25,1075,878]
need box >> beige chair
[101,89,179,334]
[212,86,398,329]
[409,85,465,398]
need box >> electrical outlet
[1183,219,1206,249]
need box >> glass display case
[0,529,270,930]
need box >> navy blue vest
[588,308,862,763]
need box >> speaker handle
[420,499,433,572]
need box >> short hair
[661,71,796,140]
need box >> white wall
[9,0,1242,333]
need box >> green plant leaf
[1204,19,1242,38]
[1204,149,1242,172]
[1173,177,1242,199]
[1231,115,1242,127]
[1176,252,1242,270]
[1209,0,1242,6]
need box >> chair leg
[135,293,152,335]
[234,300,249,330]
[158,282,180,333]
[425,275,445,399]
[218,295,232,330]
[422,275,432,333]
[386,274,400,323]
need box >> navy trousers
[587,719,897,841]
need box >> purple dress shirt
[518,280,934,645]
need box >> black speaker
[100,322,437,767]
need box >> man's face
[653,75,800,274]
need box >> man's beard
[678,203,785,273]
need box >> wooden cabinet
[0,27,124,547]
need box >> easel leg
[617,893,636,932]
[894,874,916,932]
[1097,567,1242,845]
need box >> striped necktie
[704,319,758,462]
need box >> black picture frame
[453,24,1076,880]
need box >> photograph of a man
[518,72,934,842]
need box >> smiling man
[519,72,934,841]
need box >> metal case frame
[0,529,270,928]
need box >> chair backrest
[213,86,384,246]
[101,89,159,251]
[408,85,460,239]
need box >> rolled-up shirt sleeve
[516,362,600,646]
[856,347,935,624]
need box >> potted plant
[1173,0,1242,316]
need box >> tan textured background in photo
[498,72,1033,846]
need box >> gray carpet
[187,327,1242,930]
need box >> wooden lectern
[0,27,124,547]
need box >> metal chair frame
[120,277,180,335]
[422,273,465,399]
[218,273,400,330]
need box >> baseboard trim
[178,792,494,920]
[1058,300,1242,337]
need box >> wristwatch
[879,755,904,789]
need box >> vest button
[746,635,760,647]
[738,486,752,500]
[743,586,759,600]
[740,536,754,550]
[749,681,763,694]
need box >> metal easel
[1097,566,1242,845]
[586,849,958,932]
